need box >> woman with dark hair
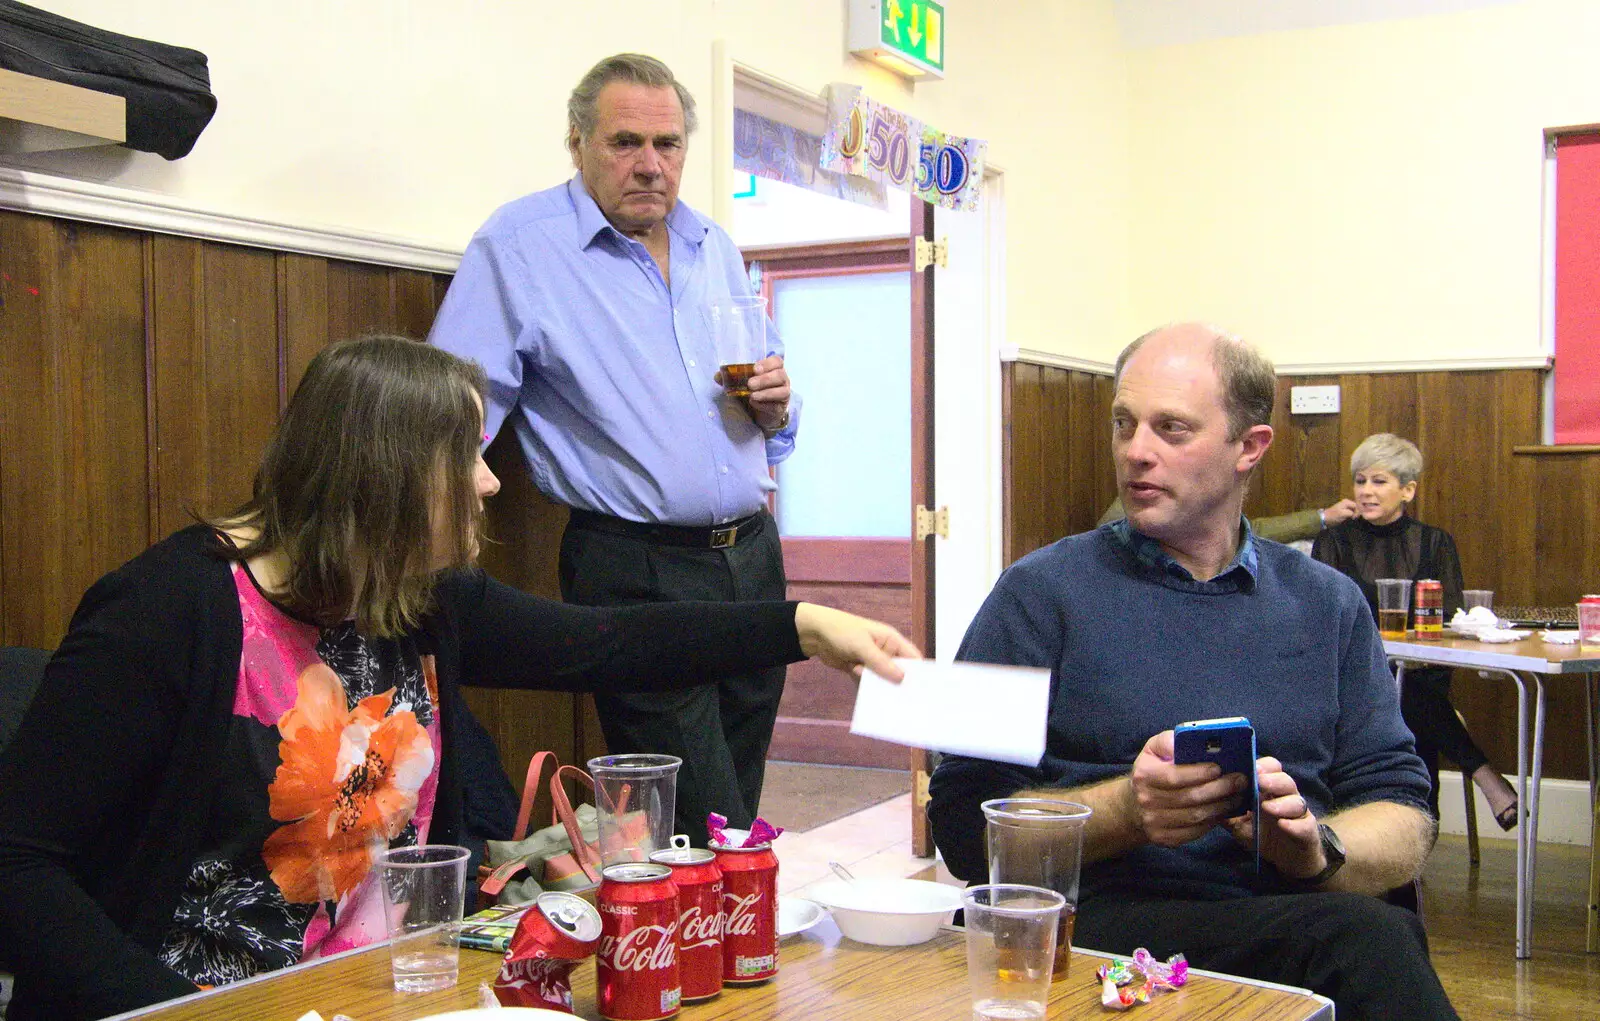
[1312,432,1516,830]
[0,335,917,1021]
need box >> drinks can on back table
[598,862,682,1020]
[712,840,779,984]
[1414,579,1443,640]
[650,841,725,1002]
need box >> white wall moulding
[1274,355,1551,375]
[1000,346,1550,378]
[0,168,462,273]
[999,345,1114,376]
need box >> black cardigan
[0,525,803,1021]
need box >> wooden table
[107,917,1332,1021]
[1385,633,1600,957]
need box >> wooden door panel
[774,537,912,767]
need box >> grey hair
[1113,323,1276,440]
[1351,433,1423,484]
[568,53,698,146]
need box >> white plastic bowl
[805,878,964,946]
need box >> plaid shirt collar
[1109,516,1260,589]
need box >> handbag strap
[511,750,559,842]
[549,764,603,883]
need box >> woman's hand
[794,603,921,680]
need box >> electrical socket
[1290,385,1340,415]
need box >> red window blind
[1554,133,1600,443]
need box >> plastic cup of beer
[1376,578,1413,639]
[1463,590,1494,611]
[1579,602,1600,650]
[963,884,1065,1021]
[587,753,682,866]
[980,798,1091,980]
[377,844,469,993]
[711,295,767,397]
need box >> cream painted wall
[6,0,1131,358]
[1125,0,1600,365]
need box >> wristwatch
[761,407,791,437]
[1295,823,1346,887]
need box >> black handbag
[0,0,215,159]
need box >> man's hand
[1127,730,1249,847]
[1321,498,1359,526]
[743,354,790,432]
[1225,756,1325,880]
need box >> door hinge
[914,769,931,808]
[914,504,949,541]
[914,236,948,272]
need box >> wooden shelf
[1512,444,1600,455]
[0,66,124,154]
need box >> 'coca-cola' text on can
[712,839,778,984]
[598,862,682,1021]
[649,844,724,1002]
[495,890,602,1012]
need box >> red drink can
[649,843,724,1002]
[597,862,682,1020]
[1415,579,1444,640]
[495,890,603,1012]
[712,840,778,984]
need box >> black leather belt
[568,509,765,550]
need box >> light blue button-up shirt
[429,176,798,526]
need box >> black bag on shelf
[0,0,215,159]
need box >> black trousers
[1075,891,1459,1021]
[560,510,787,842]
[1400,665,1490,815]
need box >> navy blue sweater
[928,524,1430,903]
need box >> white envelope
[849,659,1050,767]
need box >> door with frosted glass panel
[750,239,915,767]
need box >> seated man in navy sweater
[928,323,1456,1021]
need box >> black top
[0,525,804,1021]
[1311,514,1465,619]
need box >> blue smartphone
[1173,716,1260,871]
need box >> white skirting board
[1435,770,1594,846]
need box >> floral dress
[157,563,443,985]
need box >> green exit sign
[848,0,946,80]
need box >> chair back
[0,646,52,757]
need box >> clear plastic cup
[1376,578,1413,639]
[1579,603,1600,650]
[963,884,1065,1021]
[981,799,1091,979]
[1463,590,1494,611]
[377,844,469,993]
[711,296,767,397]
[587,753,682,866]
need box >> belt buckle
[710,524,738,549]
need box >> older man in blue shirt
[430,53,798,840]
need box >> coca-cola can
[495,890,603,1013]
[712,840,778,984]
[650,841,724,1002]
[597,862,682,1020]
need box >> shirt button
[706,410,714,418]
[721,466,729,474]
[688,360,696,367]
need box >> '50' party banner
[820,83,987,211]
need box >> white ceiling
[1111,0,1521,48]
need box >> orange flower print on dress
[262,664,435,904]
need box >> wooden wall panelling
[279,253,330,400]
[1065,371,1100,537]
[0,212,149,648]
[1004,362,1042,564]
[326,260,399,340]
[151,237,281,533]
[390,269,442,340]
[1038,366,1070,549]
